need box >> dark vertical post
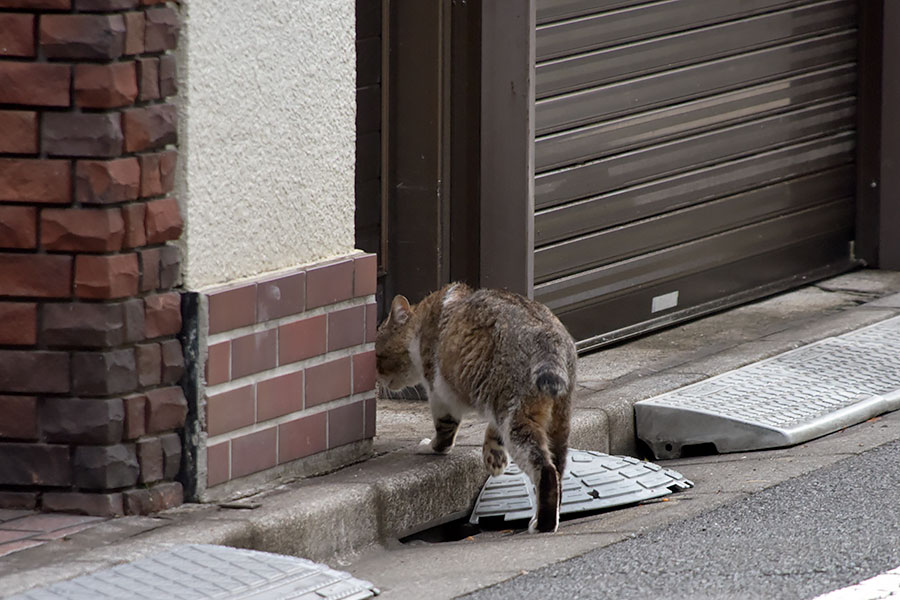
[879,1,900,269]
[383,0,450,304]
[856,0,900,269]
[479,0,535,297]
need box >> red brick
[145,196,182,243]
[366,302,377,343]
[124,203,148,249]
[158,150,177,192]
[278,412,326,464]
[75,0,139,9]
[0,111,37,154]
[0,253,72,298]
[135,342,161,387]
[0,0,70,7]
[123,104,176,153]
[206,341,230,386]
[306,259,354,309]
[139,246,160,291]
[257,370,303,422]
[140,153,163,196]
[0,491,37,510]
[328,401,365,449]
[206,441,229,487]
[147,480,182,512]
[143,6,178,52]
[278,315,326,365]
[75,253,138,299]
[159,53,177,96]
[43,112,123,158]
[0,396,37,440]
[42,301,136,348]
[158,243,180,289]
[364,396,376,439]
[160,338,183,384]
[137,436,163,483]
[306,357,351,407]
[73,444,138,489]
[137,56,159,101]
[124,11,144,55]
[0,62,70,107]
[160,431,180,478]
[123,394,146,439]
[327,305,365,351]
[123,297,145,342]
[0,302,36,346]
[75,62,138,109]
[71,349,136,395]
[0,158,70,204]
[0,206,36,249]
[208,284,256,334]
[123,487,151,515]
[145,386,186,433]
[40,397,124,444]
[354,254,377,297]
[258,272,305,322]
[144,291,181,338]
[141,0,168,4]
[207,385,253,436]
[353,350,376,394]
[0,442,71,486]
[76,158,140,205]
[41,207,125,252]
[231,427,276,479]
[0,14,33,56]
[42,492,123,517]
[231,329,276,379]
[40,14,125,60]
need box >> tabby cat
[375,283,576,533]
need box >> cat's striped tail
[533,363,569,399]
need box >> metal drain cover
[470,449,693,525]
[636,315,900,459]
[8,544,379,600]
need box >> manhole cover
[470,449,693,525]
[8,544,379,600]
[636,315,900,459]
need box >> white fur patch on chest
[431,366,471,416]
[408,334,426,384]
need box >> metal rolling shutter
[533,0,859,350]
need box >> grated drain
[7,544,379,600]
[636,315,900,459]
[470,449,693,525]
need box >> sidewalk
[2,269,900,598]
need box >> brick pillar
[0,0,184,516]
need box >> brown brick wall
[200,254,377,491]
[0,0,183,516]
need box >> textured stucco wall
[177,0,357,289]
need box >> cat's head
[375,295,419,390]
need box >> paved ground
[462,435,900,600]
[1,269,900,599]
[0,512,104,558]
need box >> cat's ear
[390,295,411,325]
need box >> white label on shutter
[651,291,679,313]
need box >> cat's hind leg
[505,397,560,533]
[482,424,508,476]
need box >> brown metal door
[534,0,861,350]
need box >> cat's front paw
[482,440,508,476]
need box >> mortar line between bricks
[205,342,373,396]
[206,294,375,345]
[206,390,375,446]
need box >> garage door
[533,0,859,350]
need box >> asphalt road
[462,438,900,600]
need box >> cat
[375,282,577,533]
